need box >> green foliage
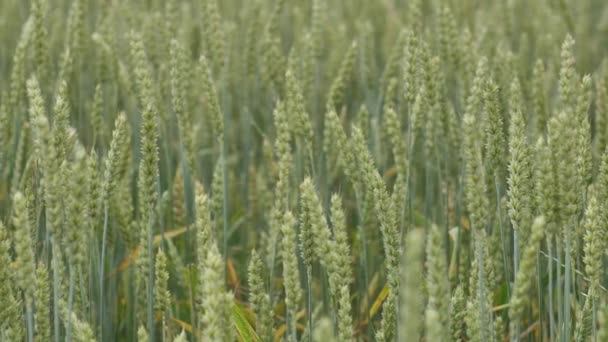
[2,0,608,341]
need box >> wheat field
[1,0,608,341]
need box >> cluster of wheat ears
[2,0,608,341]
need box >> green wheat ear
[509,216,545,330]
[173,329,188,342]
[280,210,302,342]
[5,15,32,142]
[426,224,450,338]
[1,221,23,339]
[170,39,196,172]
[200,243,234,342]
[532,59,548,133]
[65,145,89,271]
[137,325,149,342]
[12,191,36,306]
[248,250,273,341]
[327,40,358,112]
[582,194,604,293]
[87,150,102,230]
[102,113,129,206]
[464,298,482,341]
[329,194,353,287]
[34,263,50,341]
[450,285,467,342]
[154,248,171,314]
[154,247,170,339]
[32,0,50,88]
[299,178,331,265]
[483,78,505,179]
[559,34,578,112]
[61,305,96,341]
[131,31,159,219]
[198,53,224,141]
[463,108,489,233]
[508,77,534,263]
[210,159,224,232]
[201,0,225,74]
[298,180,315,271]
[402,30,418,106]
[381,30,407,91]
